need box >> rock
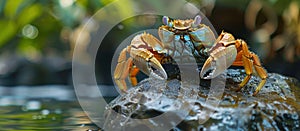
[104,69,300,130]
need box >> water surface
[0,85,114,130]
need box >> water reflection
[0,85,111,130]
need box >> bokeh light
[59,0,74,8]
[22,24,39,39]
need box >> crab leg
[234,40,268,96]
[129,66,139,87]
[237,40,253,89]
[251,53,267,96]
[114,47,133,93]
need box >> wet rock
[104,69,300,130]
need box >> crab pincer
[200,32,268,96]
[200,40,237,79]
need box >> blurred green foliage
[0,0,299,61]
[0,0,117,60]
[216,0,298,13]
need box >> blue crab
[114,15,267,96]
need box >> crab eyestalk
[162,16,169,25]
[192,15,202,27]
[162,16,173,27]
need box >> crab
[114,15,268,96]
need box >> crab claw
[147,57,168,80]
[130,47,168,80]
[200,44,237,79]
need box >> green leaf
[4,0,23,18]
[17,4,42,26]
[76,0,88,8]
[0,20,17,47]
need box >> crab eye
[192,15,202,27]
[163,16,173,27]
[162,16,169,25]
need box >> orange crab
[114,15,268,96]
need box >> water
[0,85,115,130]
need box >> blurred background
[0,0,300,130]
[0,0,300,87]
